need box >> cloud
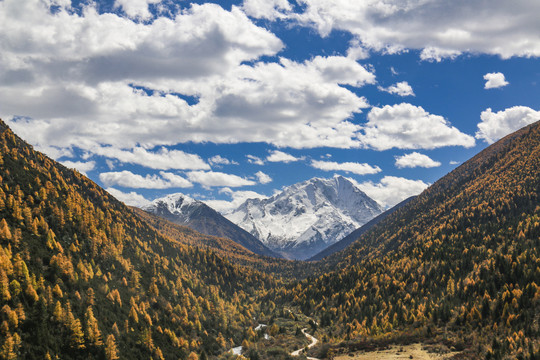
[99,170,192,189]
[346,41,370,60]
[266,150,303,163]
[91,146,209,170]
[378,81,415,96]
[476,106,540,143]
[208,155,238,166]
[361,103,475,150]
[0,1,378,156]
[203,187,268,214]
[246,155,265,165]
[311,160,381,175]
[243,0,291,20]
[419,48,461,62]
[186,171,256,187]
[449,160,460,165]
[0,1,283,149]
[106,187,150,207]
[204,56,373,149]
[291,0,540,59]
[483,72,509,89]
[255,171,272,184]
[106,159,116,170]
[355,176,429,208]
[60,160,96,175]
[114,0,162,20]
[394,152,441,169]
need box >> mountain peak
[143,192,280,258]
[226,176,383,260]
[143,192,199,215]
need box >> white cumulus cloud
[311,160,381,175]
[187,171,256,187]
[208,155,238,166]
[476,106,540,143]
[255,171,272,184]
[395,152,441,169]
[378,81,415,96]
[106,187,150,207]
[246,155,265,165]
[356,176,429,208]
[243,0,291,20]
[483,72,509,89]
[266,150,303,163]
[60,160,96,175]
[361,103,475,150]
[291,0,540,60]
[114,0,162,20]
[91,146,209,170]
[0,0,379,159]
[99,170,192,189]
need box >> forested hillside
[132,207,303,279]
[271,122,540,359]
[0,119,276,359]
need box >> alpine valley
[1,0,540,359]
[1,118,539,359]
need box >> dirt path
[290,328,319,359]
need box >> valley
[1,118,539,359]
[1,0,539,359]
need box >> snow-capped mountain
[226,176,383,260]
[142,193,279,258]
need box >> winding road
[290,328,319,359]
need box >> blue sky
[1,0,539,212]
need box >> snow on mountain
[226,175,383,260]
[142,193,279,257]
[143,192,200,223]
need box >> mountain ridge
[142,192,280,258]
[226,175,383,260]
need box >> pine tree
[0,219,11,241]
[85,306,103,346]
[105,335,119,360]
[0,270,10,302]
[66,309,85,350]
[0,335,17,360]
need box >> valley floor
[334,344,460,360]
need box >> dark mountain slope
[274,122,540,359]
[308,196,415,261]
[142,193,280,258]
[0,119,276,359]
[132,207,303,278]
